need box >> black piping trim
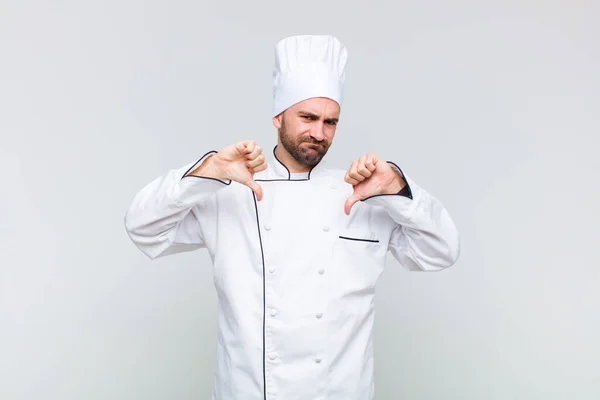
[272,146,291,180]
[339,235,380,243]
[307,162,317,180]
[252,192,267,400]
[272,145,320,181]
[361,161,413,201]
[255,179,309,182]
[180,150,232,185]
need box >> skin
[189,96,406,214]
[272,97,340,173]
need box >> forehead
[291,97,340,116]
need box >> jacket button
[318,268,325,275]
[268,353,277,360]
[316,313,323,319]
[315,358,322,363]
[268,266,276,273]
[270,309,277,317]
[322,226,329,232]
[264,225,271,231]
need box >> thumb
[344,192,362,215]
[245,178,263,201]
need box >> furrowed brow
[298,110,320,118]
[298,110,338,123]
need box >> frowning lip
[302,142,324,149]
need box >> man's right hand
[187,140,267,200]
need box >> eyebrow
[298,110,339,124]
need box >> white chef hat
[272,34,348,117]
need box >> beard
[278,117,330,167]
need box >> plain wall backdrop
[1,0,599,399]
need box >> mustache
[301,137,328,146]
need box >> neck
[275,143,311,173]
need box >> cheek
[325,128,336,142]
[294,123,311,137]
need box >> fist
[189,140,268,200]
[343,152,405,215]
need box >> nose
[310,122,325,141]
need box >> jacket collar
[270,145,327,180]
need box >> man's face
[273,97,341,167]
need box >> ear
[272,113,283,129]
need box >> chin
[299,150,326,166]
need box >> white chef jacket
[124,146,460,400]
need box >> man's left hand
[344,152,406,215]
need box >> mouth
[302,142,324,150]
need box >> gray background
[1,0,599,399]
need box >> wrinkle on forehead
[289,97,340,118]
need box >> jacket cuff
[396,182,412,199]
[389,161,413,199]
[174,151,231,206]
[361,163,421,226]
[181,151,231,184]
[361,179,420,225]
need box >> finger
[347,160,364,181]
[364,153,377,172]
[356,155,372,178]
[238,140,255,155]
[344,162,355,184]
[253,162,268,173]
[235,142,247,155]
[244,140,256,156]
[344,193,361,215]
[245,179,263,201]
[247,154,265,168]
[370,152,380,165]
[246,144,263,160]
[348,162,367,182]
[344,172,360,185]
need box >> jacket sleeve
[362,162,460,272]
[124,151,230,260]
